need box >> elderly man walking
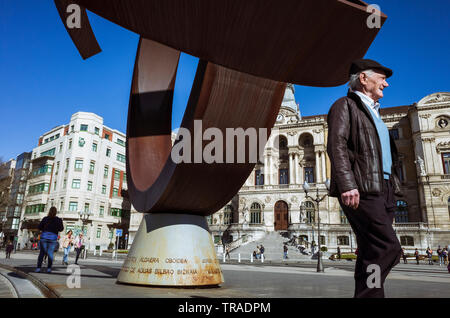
[327,59,403,298]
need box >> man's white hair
[348,69,376,91]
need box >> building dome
[281,83,300,115]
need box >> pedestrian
[442,247,448,266]
[426,247,433,265]
[260,244,265,260]
[35,207,64,273]
[401,248,407,264]
[74,232,85,265]
[13,236,18,253]
[225,246,230,260]
[414,248,420,265]
[253,250,257,260]
[327,58,401,298]
[61,230,73,265]
[255,245,260,259]
[283,244,288,259]
[337,247,342,261]
[437,245,443,266]
[5,240,13,259]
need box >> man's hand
[341,189,360,210]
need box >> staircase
[228,231,312,261]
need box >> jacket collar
[347,91,399,161]
[347,91,377,128]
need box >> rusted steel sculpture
[54,0,387,286]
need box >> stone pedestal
[117,213,224,287]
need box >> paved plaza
[0,250,449,299]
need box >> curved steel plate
[57,0,387,86]
[126,38,286,215]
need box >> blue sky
[1,0,449,161]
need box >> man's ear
[358,72,367,85]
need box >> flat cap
[349,58,393,78]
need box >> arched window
[278,136,289,162]
[250,202,262,224]
[299,134,314,148]
[400,236,414,246]
[304,201,315,224]
[395,200,408,223]
[340,208,349,224]
[223,205,233,225]
[337,236,349,246]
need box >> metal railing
[227,234,253,251]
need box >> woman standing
[35,207,64,273]
[61,230,73,265]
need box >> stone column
[294,153,300,184]
[315,151,321,183]
[268,155,274,185]
[321,151,326,182]
[289,153,294,185]
[264,154,269,185]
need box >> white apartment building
[18,112,136,251]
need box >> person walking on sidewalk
[426,247,433,265]
[443,247,448,266]
[35,207,64,273]
[327,59,402,298]
[337,247,342,261]
[283,244,289,259]
[5,240,13,259]
[437,246,443,266]
[414,248,420,265]
[225,246,230,260]
[401,248,407,264]
[74,233,85,265]
[61,230,74,265]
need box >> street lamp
[303,178,330,272]
[78,210,92,258]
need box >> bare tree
[0,157,13,212]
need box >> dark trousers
[339,179,401,298]
[75,247,83,264]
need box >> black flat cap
[349,58,393,78]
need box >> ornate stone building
[208,87,450,254]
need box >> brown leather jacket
[327,91,403,197]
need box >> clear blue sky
[1,0,449,161]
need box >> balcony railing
[394,222,428,229]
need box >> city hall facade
[206,86,450,254]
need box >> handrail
[227,234,253,251]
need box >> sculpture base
[117,213,224,287]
